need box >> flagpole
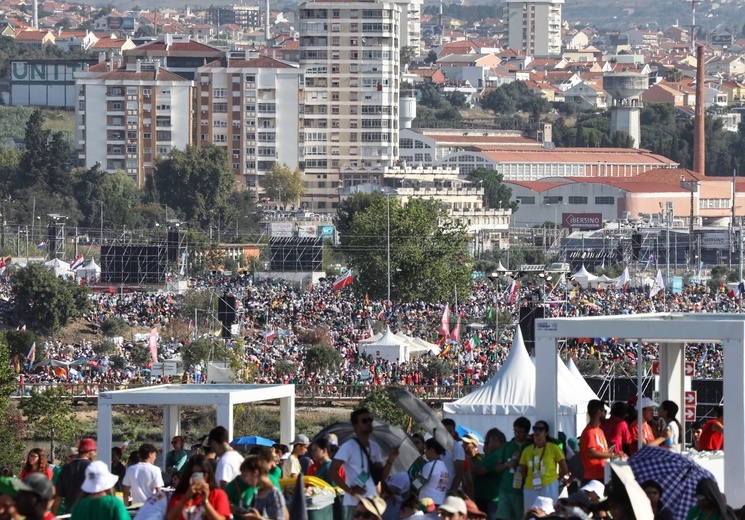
[455,284,460,396]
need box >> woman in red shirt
[166,455,231,520]
[19,449,53,481]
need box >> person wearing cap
[580,400,625,486]
[566,491,592,514]
[629,397,657,455]
[14,474,54,520]
[209,426,244,489]
[525,496,554,520]
[70,461,130,520]
[122,444,164,506]
[330,407,384,520]
[579,480,604,504]
[438,496,468,520]
[282,434,310,478]
[51,438,97,515]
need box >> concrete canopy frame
[534,313,745,506]
[97,384,296,470]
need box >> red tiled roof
[92,37,128,48]
[15,29,51,40]
[616,167,705,184]
[409,68,439,77]
[94,67,190,81]
[504,180,572,192]
[134,39,220,53]
[480,148,677,166]
[225,56,294,69]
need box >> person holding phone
[166,455,231,520]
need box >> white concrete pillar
[279,391,296,445]
[217,402,234,441]
[659,342,686,452]
[535,337,558,435]
[98,402,113,468]
[162,405,181,471]
[724,329,745,507]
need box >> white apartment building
[195,53,303,190]
[505,0,563,58]
[394,0,422,55]
[299,0,401,212]
[75,59,194,187]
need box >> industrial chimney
[265,0,271,43]
[693,45,705,175]
[32,0,38,28]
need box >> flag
[486,307,494,322]
[333,270,353,291]
[149,328,158,364]
[616,267,630,290]
[179,251,187,277]
[644,254,654,271]
[696,261,704,284]
[438,303,450,337]
[0,257,6,276]
[27,342,35,364]
[650,269,665,298]
[508,279,520,304]
[70,254,84,271]
[18,325,25,332]
[37,241,45,249]
[188,320,195,331]
[364,293,370,305]
[449,312,461,342]
[262,329,276,342]
[11,354,19,373]
[121,440,131,452]
[466,333,480,351]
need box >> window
[143,89,151,97]
[543,196,563,204]
[568,196,588,204]
[213,88,228,98]
[127,87,137,95]
[595,196,615,205]
[213,103,228,113]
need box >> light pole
[387,189,391,301]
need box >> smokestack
[32,0,38,29]
[265,0,271,43]
[693,45,705,175]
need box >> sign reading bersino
[562,213,602,229]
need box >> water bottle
[512,469,522,489]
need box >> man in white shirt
[209,425,244,488]
[122,444,164,505]
[330,407,384,520]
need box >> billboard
[320,226,335,237]
[270,222,294,238]
[562,212,602,230]
[701,232,729,250]
[10,60,96,107]
[298,225,317,238]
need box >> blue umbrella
[230,435,275,448]
[455,425,484,443]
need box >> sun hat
[290,434,310,445]
[530,496,555,514]
[438,496,467,515]
[357,494,387,519]
[640,397,658,409]
[461,433,480,445]
[13,474,53,501]
[81,460,120,494]
[78,438,97,453]
[581,479,606,497]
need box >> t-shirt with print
[333,437,383,507]
[122,462,164,504]
[519,442,564,490]
[416,459,449,505]
[440,442,465,491]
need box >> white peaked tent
[444,327,585,437]
[76,258,101,279]
[591,274,618,289]
[496,261,508,273]
[358,327,409,363]
[44,258,72,277]
[394,332,438,356]
[566,357,601,402]
[571,265,597,288]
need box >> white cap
[580,479,605,497]
[640,397,658,409]
[530,496,555,514]
[438,496,467,515]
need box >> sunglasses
[533,426,546,432]
[354,512,375,519]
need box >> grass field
[0,106,75,141]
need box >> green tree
[304,344,343,374]
[359,388,409,430]
[130,344,152,367]
[335,191,384,237]
[20,386,79,463]
[466,167,518,211]
[665,68,683,82]
[179,338,212,369]
[100,317,131,337]
[424,50,438,64]
[480,81,549,118]
[94,340,118,357]
[153,144,235,228]
[12,263,90,333]
[341,197,472,302]
[262,163,304,205]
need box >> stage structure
[269,237,323,272]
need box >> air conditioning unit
[233,153,240,158]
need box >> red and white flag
[333,270,354,291]
[507,280,520,304]
[70,254,84,271]
[449,312,462,343]
[262,329,276,342]
[438,303,450,337]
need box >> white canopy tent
[570,265,597,288]
[565,357,601,402]
[97,384,295,471]
[359,327,416,363]
[76,258,101,279]
[44,258,72,277]
[443,327,588,438]
[535,313,745,506]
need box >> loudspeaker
[218,294,237,337]
[167,229,180,263]
[632,232,642,260]
[519,306,544,353]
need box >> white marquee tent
[571,265,597,288]
[443,327,590,438]
[358,327,431,363]
[75,258,101,279]
[44,258,72,277]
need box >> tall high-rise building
[299,0,401,212]
[75,59,194,187]
[505,0,563,58]
[195,53,303,190]
[394,0,422,55]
